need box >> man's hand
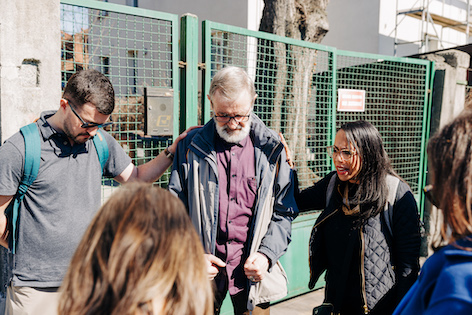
[205,254,226,280]
[0,195,13,249]
[244,252,270,283]
[167,125,202,155]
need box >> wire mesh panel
[335,52,430,196]
[60,0,178,198]
[203,22,336,190]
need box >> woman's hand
[279,132,294,168]
[204,254,226,280]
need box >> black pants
[213,272,270,315]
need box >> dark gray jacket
[168,114,299,309]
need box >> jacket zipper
[360,229,369,314]
[249,142,283,254]
[253,142,283,209]
[314,208,339,229]
[188,142,219,254]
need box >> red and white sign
[337,89,366,112]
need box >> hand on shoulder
[167,125,202,155]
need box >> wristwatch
[164,147,174,160]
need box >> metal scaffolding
[394,0,471,56]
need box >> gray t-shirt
[0,111,131,287]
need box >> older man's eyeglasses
[67,100,113,129]
[213,113,251,123]
[326,145,356,161]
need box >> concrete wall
[0,0,61,308]
[0,0,61,142]
[109,0,251,29]
[421,49,470,129]
[321,0,381,54]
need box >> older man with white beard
[168,66,298,315]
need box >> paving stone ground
[271,288,324,315]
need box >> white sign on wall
[337,89,366,112]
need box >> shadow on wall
[0,248,13,311]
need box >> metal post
[394,0,398,56]
[180,14,199,130]
[467,0,470,44]
[421,0,427,53]
[201,21,212,124]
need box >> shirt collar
[37,110,61,140]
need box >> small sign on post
[337,89,366,112]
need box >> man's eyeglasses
[213,114,251,123]
[326,145,356,161]
[67,100,113,129]
[423,184,439,207]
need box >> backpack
[6,122,109,254]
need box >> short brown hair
[62,69,115,115]
[58,182,213,315]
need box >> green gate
[60,0,179,195]
[59,2,434,311]
[200,20,432,200]
[335,51,431,199]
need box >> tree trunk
[258,0,330,188]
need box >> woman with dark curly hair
[296,120,421,315]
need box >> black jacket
[296,171,421,314]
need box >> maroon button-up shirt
[215,134,256,295]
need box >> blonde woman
[58,182,213,315]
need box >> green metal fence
[335,51,431,199]
[59,3,434,310]
[201,20,432,201]
[60,3,432,206]
[60,0,179,195]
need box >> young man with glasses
[168,66,298,315]
[0,69,192,314]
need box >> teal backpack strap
[92,129,109,174]
[10,123,41,253]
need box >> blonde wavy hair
[58,182,213,315]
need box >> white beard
[214,116,252,144]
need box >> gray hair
[208,66,256,102]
